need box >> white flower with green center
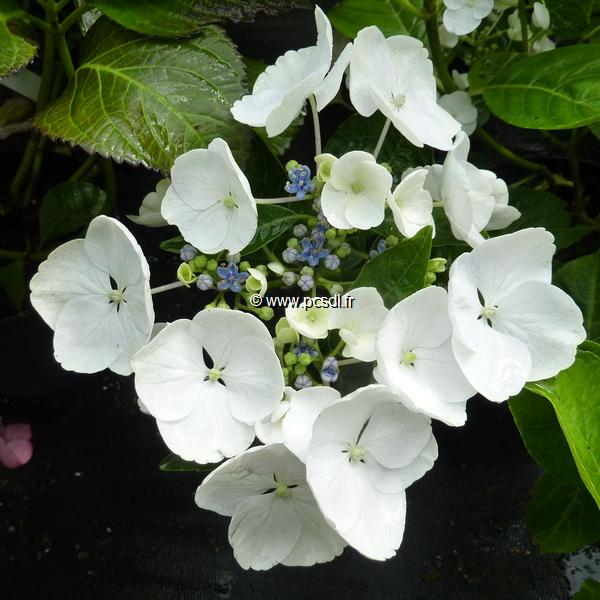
[320,151,392,230]
[387,168,435,239]
[161,138,257,255]
[286,301,331,339]
[30,216,154,375]
[438,91,478,136]
[126,178,170,227]
[132,309,284,463]
[231,6,353,137]
[374,286,475,426]
[349,26,460,150]
[327,287,389,361]
[306,384,437,560]
[443,0,494,36]
[448,228,586,403]
[195,444,346,570]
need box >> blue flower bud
[321,356,339,384]
[196,273,214,291]
[324,254,341,270]
[298,274,314,291]
[282,271,298,286]
[179,244,197,262]
[293,224,308,238]
[294,374,313,390]
[282,247,299,264]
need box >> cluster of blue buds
[216,262,249,293]
[285,163,316,200]
[297,237,330,267]
[293,341,319,358]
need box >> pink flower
[0,421,33,469]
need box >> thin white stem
[308,94,322,157]
[337,357,362,367]
[255,196,308,205]
[373,118,391,161]
[151,281,186,295]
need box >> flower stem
[392,0,430,19]
[255,196,309,205]
[337,357,362,367]
[423,0,455,93]
[151,281,186,295]
[68,154,97,182]
[373,118,391,161]
[60,4,89,33]
[518,0,529,53]
[308,94,322,157]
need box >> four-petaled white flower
[320,151,392,230]
[306,384,437,560]
[195,444,346,570]
[286,301,331,339]
[374,287,475,426]
[448,228,586,403]
[127,178,170,227]
[327,287,389,361]
[30,216,154,375]
[231,6,353,137]
[443,0,494,36]
[349,26,460,150]
[161,138,257,255]
[438,91,478,136]
[388,168,435,239]
[132,308,284,463]
[282,386,341,461]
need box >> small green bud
[245,276,263,293]
[294,364,307,375]
[189,254,207,271]
[283,367,290,385]
[298,352,312,366]
[256,264,268,276]
[385,235,399,247]
[336,243,351,259]
[307,217,318,227]
[325,228,337,241]
[285,159,300,172]
[284,352,298,366]
[206,259,218,272]
[425,272,437,285]
[275,317,299,344]
[300,266,314,277]
[329,283,344,296]
[315,153,337,183]
[287,237,300,249]
[239,260,250,272]
[258,307,275,321]
[177,263,197,287]
[428,258,447,274]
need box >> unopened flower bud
[179,244,197,262]
[293,224,308,238]
[298,352,312,366]
[298,274,314,291]
[196,273,214,291]
[284,352,298,366]
[177,263,197,287]
[324,254,341,270]
[258,307,275,321]
[282,247,298,264]
[282,271,298,286]
[294,374,312,390]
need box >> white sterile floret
[255,387,294,445]
[374,286,475,426]
[438,91,478,136]
[448,228,586,403]
[30,216,154,375]
[327,287,388,361]
[482,172,521,230]
[439,23,459,48]
[246,267,268,298]
[533,36,555,53]
[320,151,392,230]
[282,386,340,462]
[161,138,257,255]
[388,168,435,239]
[231,6,352,137]
[452,70,470,90]
[127,178,170,227]
[195,444,346,570]
[349,26,460,150]
[132,309,284,463]
[443,0,494,36]
[507,9,530,40]
[532,2,551,29]
[286,301,331,339]
[306,384,438,560]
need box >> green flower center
[223,194,237,208]
[401,350,416,365]
[275,483,290,498]
[349,445,366,462]
[393,94,406,108]
[481,306,496,320]
[207,368,221,382]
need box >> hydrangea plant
[3,0,599,578]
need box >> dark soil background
[1,2,592,598]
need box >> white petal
[320,185,354,229]
[389,168,434,238]
[314,42,353,110]
[127,178,170,227]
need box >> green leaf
[159,453,219,472]
[329,0,426,41]
[481,45,600,130]
[39,181,106,245]
[91,0,310,37]
[245,134,287,199]
[499,188,588,250]
[527,472,600,553]
[509,389,581,485]
[325,113,433,178]
[0,0,36,77]
[160,235,185,254]
[0,259,24,309]
[469,51,525,95]
[36,18,249,173]
[545,0,593,39]
[243,204,302,255]
[352,226,432,308]
[555,251,600,341]
[573,580,600,600]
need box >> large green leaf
[352,226,432,308]
[243,204,302,255]
[527,472,600,553]
[329,0,426,41]
[555,251,600,341]
[90,0,310,37]
[469,51,524,96]
[481,45,600,130]
[36,18,249,172]
[0,0,36,77]
[39,181,106,245]
[509,389,580,485]
[545,0,593,39]
[573,580,600,600]
[325,113,433,178]
[499,188,588,250]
